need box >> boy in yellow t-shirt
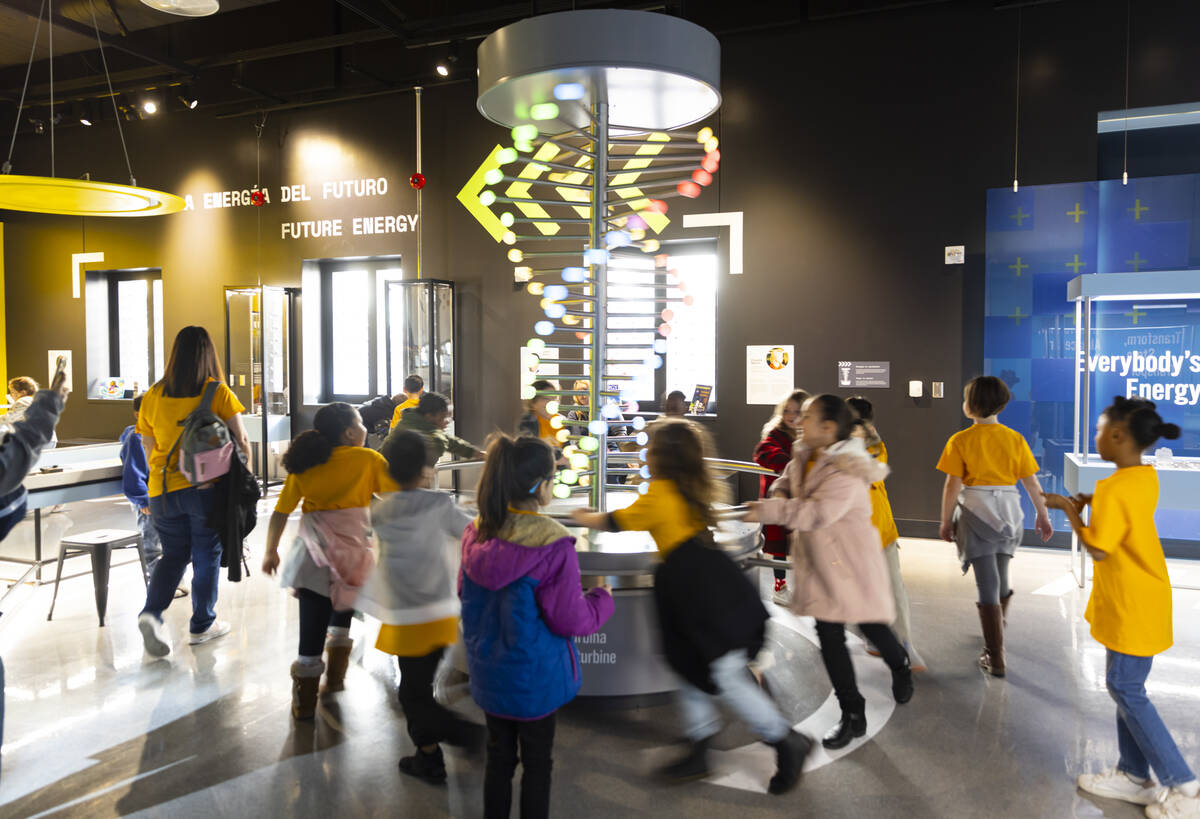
[936,375,1052,678]
[1046,396,1199,815]
[389,374,425,430]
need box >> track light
[142,99,158,115]
[436,63,449,77]
[74,101,91,126]
[178,84,198,109]
[30,118,45,135]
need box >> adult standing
[136,326,250,657]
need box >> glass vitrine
[384,279,455,403]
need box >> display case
[383,279,455,403]
[225,285,299,488]
[1067,271,1200,587]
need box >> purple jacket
[459,511,614,720]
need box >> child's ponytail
[475,432,555,540]
[283,402,358,474]
[1103,396,1182,450]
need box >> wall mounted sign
[746,345,794,405]
[690,384,712,413]
[837,361,891,389]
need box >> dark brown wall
[6,0,1200,526]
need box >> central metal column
[590,102,609,512]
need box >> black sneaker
[821,712,867,750]
[399,746,447,785]
[892,658,914,704]
[768,730,814,795]
[658,738,711,782]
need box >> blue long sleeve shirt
[119,425,150,509]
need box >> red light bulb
[646,199,668,214]
[701,152,720,173]
[691,169,712,187]
[683,295,695,306]
[677,181,701,198]
[661,308,675,321]
[658,323,673,337]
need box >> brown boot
[1000,591,1014,625]
[977,603,1006,677]
[291,660,324,719]
[322,637,353,695]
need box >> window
[302,256,405,404]
[84,269,164,399]
[603,241,718,410]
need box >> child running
[356,429,483,784]
[753,389,809,606]
[937,375,1052,677]
[460,434,613,819]
[847,396,925,672]
[1045,397,1200,818]
[261,402,399,719]
[748,395,913,751]
[574,419,812,795]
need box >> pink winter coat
[755,438,896,624]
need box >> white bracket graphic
[681,211,744,275]
[71,252,105,299]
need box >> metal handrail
[435,455,776,478]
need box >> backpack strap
[199,379,222,413]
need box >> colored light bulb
[704,137,719,152]
[496,147,518,164]
[701,152,720,173]
[570,453,590,470]
[588,420,606,435]
[696,126,713,144]
[563,314,581,325]
[677,181,701,199]
[512,124,538,142]
[502,231,517,245]
[656,254,671,269]
[661,308,675,322]
[601,402,621,419]
[553,483,571,499]
[653,339,668,354]
[638,447,648,461]
[626,214,647,230]
[508,249,523,262]
[553,82,586,100]
[639,464,652,479]
[632,416,646,431]
[550,414,564,429]
[479,190,497,207]
[514,140,534,153]
[579,436,599,452]
[543,284,568,300]
[628,228,646,241]
[527,281,544,296]
[521,385,535,400]
[640,239,660,252]
[484,168,504,185]
[638,482,649,495]
[625,400,640,414]
[514,266,533,281]
[500,212,515,227]
[646,199,668,214]
[526,338,546,353]
[556,428,571,443]
[562,266,587,283]
[545,400,559,415]
[530,102,560,120]
[658,323,672,337]
[683,295,695,306]
[534,320,554,335]
[635,432,649,446]
[692,169,713,186]
[544,304,566,319]
[560,469,579,485]
[575,332,590,341]
[605,230,632,248]
[583,248,609,266]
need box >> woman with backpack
[136,326,251,658]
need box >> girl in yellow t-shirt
[261,402,399,720]
[848,396,925,672]
[1045,397,1198,814]
[936,375,1052,678]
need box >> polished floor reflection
[2,494,1199,818]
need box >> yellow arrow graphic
[456,145,508,242]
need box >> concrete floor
[1,492,1199,818]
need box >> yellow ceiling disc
[0,175,187,217]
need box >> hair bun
[1158,422,1182,441]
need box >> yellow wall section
[0,222,6,398]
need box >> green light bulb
[511,124,538,142]
[530,103,560,121]
[479,190,496,207]
[484,168,503,185]
[496,147,518,164]
[500,212,515,227]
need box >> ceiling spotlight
[77,103,92,126]
[435,63,449,77]
[142,100,158,115]
[30,118,45,135]
[178,84,198,109]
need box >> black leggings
[397,647,479,748]
[484,712,556,819]
[815,620,908,715]
[297,588,353,657]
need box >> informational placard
[690,384,712,414]
[746,345,795,405]
[837,361,891,389]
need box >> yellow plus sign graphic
[1008,257,1029,276]
[1010,206,1031,226]
[1126,251,1147,271]
[1066,202,1087,223]
[1066,254,1086,273]
[1127,199,1149,220]
[1010,307,1027,326]
[1124,307,1148,324]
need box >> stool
[47,529,145,627]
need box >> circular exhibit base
[0,175,187,217]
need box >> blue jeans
[141,487,222,634]
[1107,649,1196,787]
[676,649,790,744]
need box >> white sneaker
[772,581,792,607]
[189,619,231,645]
[1147,787,1200,818]
[138,613,171,658]
[1077,767,1159,805]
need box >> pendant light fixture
[138,0,219,17]
[0,0,186,217]
[1011,7,1022,194]
[1121,0,1131,185]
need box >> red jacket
[753,424,794,553]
